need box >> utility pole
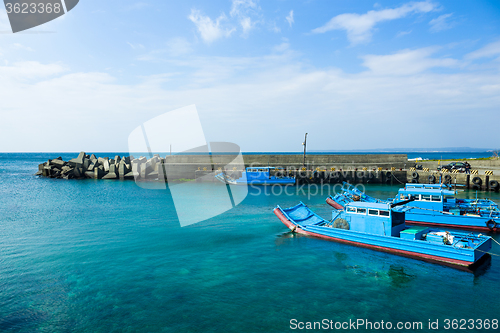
[302,133,308,167]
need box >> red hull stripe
[274,208,297,231]
[273,208,473,267]
[326,198,344,210]
[406,220,498,232]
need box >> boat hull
[326,197,343,210]
[406,219,499,232]
[327,196,500,233]
[274,207,490,269]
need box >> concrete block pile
[35,151,165,180]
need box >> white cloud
[396,30,412,37]
[230,0,260,36]
[466,40,500,60]
[187,1,260,41]
[429,13,454,32]
[1,45,500,152]
[188,9,235,44]
[12,43,34,52]
[0,61,67,80]
[273,41,290,53]
[286,10,294,28]
[127,42,145,50]
[240,17,254,35]
[361,47,458,75]
[312,1,436,44]
[136,38,193,61]
[270,23,281,33]
[165,37,192,57]
[230,0,258,17]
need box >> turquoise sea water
[1,153,500,332]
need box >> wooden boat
[215,167,295,185]
[274,201,492,269]
[327,182,500,232]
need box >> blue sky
[1,0,499,152]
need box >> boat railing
[405,206,455,215]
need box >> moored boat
[215,167,295,185]
[394,184,500,232]
[327,182,500,232]
[274,201,492,269]
[326,182,383,209]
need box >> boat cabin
[395,186,455,212]
[339,202,406,237]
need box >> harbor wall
[35,152,500,191]
[157,153,409,182]
[165,153,408,168]
[415,159,500,174]
[405,171,500,191]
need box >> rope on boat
[474,249,500,257]
[474,234,500,257]
[478,234,500,247]
[490,237,500,247]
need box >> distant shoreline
[0,151,495,161]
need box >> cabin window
[431,195,441,202]
[408,194,417,200]
[379,210,390,217]
[356,208,367,214]
[368,209,379,216]
[421,195,431,201]
[347,207,356,213]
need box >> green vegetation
[422,157,494,162]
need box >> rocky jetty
[35,152,164,180]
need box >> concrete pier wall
[35,152,499,192]
[166,153,409,176]
[406,171,500,191]
[414,159,500,175]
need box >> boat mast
[302,133,308,168]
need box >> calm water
[1,153,499,332]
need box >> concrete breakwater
[34,152,499,191]
[36,152,141,180]
[35,152,409,182]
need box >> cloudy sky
[1,0,499,152]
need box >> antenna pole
[302,133,308,168]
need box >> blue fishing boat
[394,184,500,232]
[274,201,492,269]
[215,167,295,185]
[326,182,383,209]
[327,182,500,232]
